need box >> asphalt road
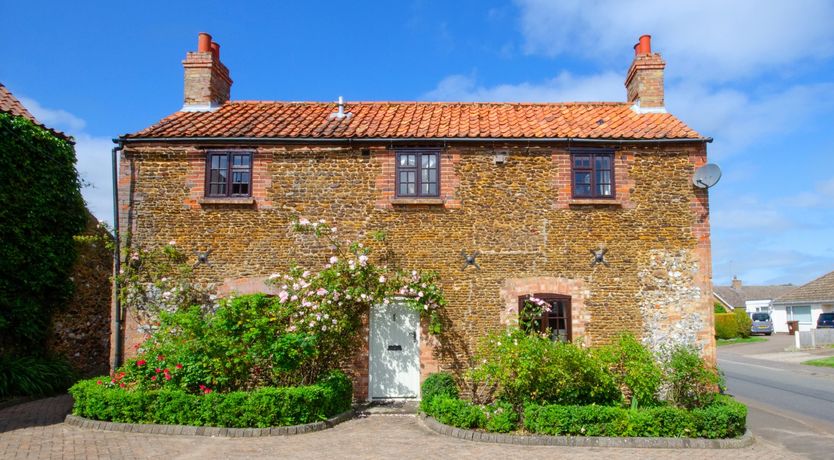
[719,338,834,459]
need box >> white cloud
[423,70,623,102]
[515,0,834,82]
[18,97,113,223]
[668,82,834,160]
[17,96,87,132]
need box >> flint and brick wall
[115,142,714,397]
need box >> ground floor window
[787,305,812,324]
[519,294,571,342]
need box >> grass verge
[716,337,767,347]
[801,356,834,368]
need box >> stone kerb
[65,409,355,437]
[419,414,755,449]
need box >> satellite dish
[693,163,722,189]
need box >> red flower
[155,368,162,373]
[119,383,126,388]
[96,380,103,385]
[156,354,164,361]
[203,388,213,394]
[137,360,147,367]
[175,363,183,369]
[164,374,172,381]
[151,376,157,381]
[199,384,206,390]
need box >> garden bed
[69,371,352,429]
[419,412,754,449]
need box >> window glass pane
[407,171,415,183]
[399,155,409,167]
[422,154,437,168]
[422,168,429,182]
[595,155,611,169]
[427,183,437,195]
[232,154,250,167]
[407,183,415,195]
[399,183,409,196]
[210,183,226,195]
[575,172,591,185]
[790,306,812,323]
[597,184,612,196]
[596,170,611,184]
[574,155,590,168]
[428,170,437,182]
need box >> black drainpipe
[111,140,124,369]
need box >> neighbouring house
[0,83,112,376]
[771,270,834,333]
[112,33,716,400]
[713,276,794,316]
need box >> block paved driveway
[0,395,802,459]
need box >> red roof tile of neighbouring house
[0,83,70,141]
[124,101,705,141]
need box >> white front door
[369,300,420,399]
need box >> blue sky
[2,0,833,286]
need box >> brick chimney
[625,34,666,113]
[731,276,742,289]
[182,32,232,112]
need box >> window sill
[568,199,622,206]
[198,197,256,205]
[390,197,445,206]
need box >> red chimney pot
[197,32,212,53]
[638,34,652,55]
[211,42,220,59]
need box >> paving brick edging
[64,409,354,437]
[419,414,755,449]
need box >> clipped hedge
[715,313,740,339]
[69,371,352,428]
[419,371,458,412]
[734,309,752,338]
[423,394,746,439]
[523,395,746,439]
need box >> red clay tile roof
[0,83,70,140]
[0,83,37,121]
[124,101,704,141]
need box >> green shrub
[595,333,663,408]
[714,313,739,339]
[691,394,747,438]
[664,346,721,409]
[69,370,352,428]
[523,396,746,438]
[423,395,485,429]
[470,329,620,413]
[0,354,76,398]
[0,113,86,354]
[713,303,727,314]
[483,400,519,433]
[734,309,752,338]
[419,372,458,411]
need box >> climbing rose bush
[114,218,447,393]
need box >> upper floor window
[396,150,439,197]
[572,150,614,199]
[206,152,252,197]
[519,294,572,342]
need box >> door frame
[368,300,422,401]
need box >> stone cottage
[112,33,715,400]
